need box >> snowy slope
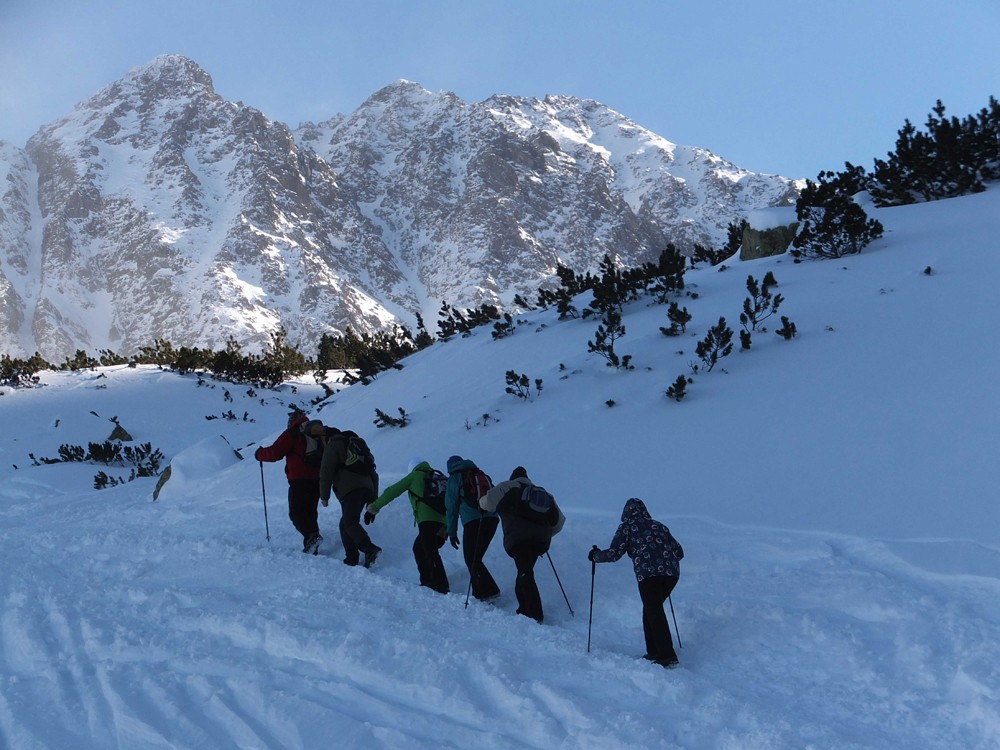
[1,188,999,749]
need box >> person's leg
[464,517,500,599]
[413,530,432,587]
[339,488,375,565]
[414,522,449,593]
[511,544,543,622]
[288,478,320,548]
[338,503,359,564]
[638,576,678,663]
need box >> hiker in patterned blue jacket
[589,498,684,668]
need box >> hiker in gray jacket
[480,466,565,623]
[319,428,381,568]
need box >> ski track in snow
[3,478,1000,749]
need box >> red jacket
[255,415,320,481]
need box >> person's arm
[480,479,514,513]
[667,529,684,561]
[591,523,628,563]
[255,429,293,462]
[551,503,566,535]
[370,471,415,514]
[318,439,340,503]
[445,473,462,542]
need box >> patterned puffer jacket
[591,498,684,581]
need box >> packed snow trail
[3,461,999,748]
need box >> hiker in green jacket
[365,457,450,594]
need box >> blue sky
[2,0,998,179]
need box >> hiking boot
[303,533,323,555]
[343,556,359,567]
[363,545,382,568]
[654,656,680,669]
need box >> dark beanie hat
[510,466,528,480]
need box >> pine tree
[660,301,691,336]
[646,244,686,303]
[740,273,784,331]
[695,318,734,372]
[587,311,633,370]
[665,375,690,402]
[586,254,642,318]
[791,168,884,261]
[414,314,435,349]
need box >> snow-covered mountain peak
[2,57,799,362]
[78,54,218,115]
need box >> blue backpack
[518,484,557,525]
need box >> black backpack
[417,467,448,515]
[299,420,326,467]
[461,467,493,509]
[517,484,557,525]
[338,430,376,476]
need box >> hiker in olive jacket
[319,428,380,568]
[480,466,565,622]
[590,498,684,667]
[445,455,500,601]
[366,458,450,594]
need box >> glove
[364,510,377,525]
[254,447,264,461]
[450,534,460,550]
[588,545,600,562]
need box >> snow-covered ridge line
[0,54,798,362]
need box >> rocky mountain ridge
[0,55,799,361]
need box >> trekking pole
[259,461,271,542]
[546,552,574,616]
[464,514,484,609]
[669,594,682,649]
[587,557,596,653]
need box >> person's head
[287,408,306,428]
[622,497,650,522]
[510,466,528,480]
[407,457,427,473]
[303,420,325,437]
[447,455,463,473]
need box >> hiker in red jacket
[255,409,323,554]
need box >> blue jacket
[592,498,683,582]
[445,457,498,538]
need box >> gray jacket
[481,475,565,554]
[318,432,377,503]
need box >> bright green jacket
[370,461,446,525]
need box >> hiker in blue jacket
[590,498,684,668]
[444,455,501,601]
